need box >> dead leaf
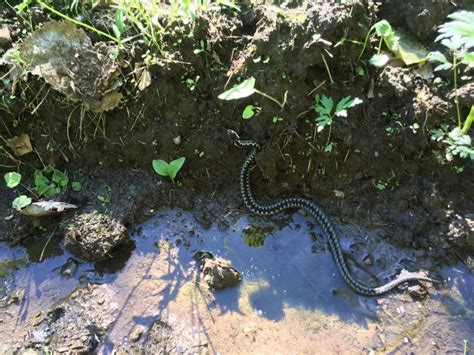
[385,29,428,66]
[212,51,223,65]
[137,67,152,91]
[87,91,123,113]
[6,134,33,156]
[20,200,78,217]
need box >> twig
[321,53,334,84]
[39,228,57,262]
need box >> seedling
[35,167,69,198]
[428,11,474,134]
[272,116,283,123]
[193,40,209,55]
[427,11,474,161]
[242,105,259,119]
[4,171,32,210]
[152,157,186,185]
[182,75,200,91]
[314,94,362,150]
[12,195,32,210]
[453,166,464,174]
[358,19,428,66]
[4,172,21,188]
[72,181,82,192]
[431,125,474,161]
[218,77,288,110]
[98,185,112,206]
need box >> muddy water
[0,210,473,353]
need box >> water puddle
[0,209,472,353]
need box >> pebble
[128,325,145,343]
[172,135,181,145]
[0,25,12,46]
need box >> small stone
[200,257,241,289]
[362,254,373,266]
[396,305,405,315]
[60,258,78,277]
[96,295,106,305]
[408,285,427,300]
[128,325,145,343]
[8,288,25,305]
[404,337,409,344]
[172,135,181,145]
[0,25,12,46]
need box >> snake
[228,129,439,296]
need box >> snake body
[228,130,438,296]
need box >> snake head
[227,129,240,146]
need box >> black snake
[228,129,438,296]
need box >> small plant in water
[152,157,186,185]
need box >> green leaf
[52,169,68,189]
[12,195,32,211]
[324,142,335,153]
[460,51,474,65]
[112,24,122,41]
[242,105,256,119]
[335,97,363,117]
[152,160,170,177]
[428,51,453,71]
[319,95,334,115]
[72,181,82,192]
[440,37,464,51]
[17,0,33,13]
[462,105,474,134]
[34,170,60,198]
[4,172,21,188]
[369,53,390,67]
[428,51,449,63]
[218,77,256,100]
[315,95,333,116]
[431,129,446,142]
[383,29,428,65]
[115,8,126,33]
[316,116,332,132]
[374,20,394,38]
[168,157,186,181]
[436,11,474,50]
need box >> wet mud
[1,210,473,353]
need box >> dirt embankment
[0,1,472,266]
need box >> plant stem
[452,52,461,128]
[254,89,284,109]
[36,0,121,44]
[377,36,383,54]
[326,117,333,146]
[462,105,474,134]
[357,24,375,61]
